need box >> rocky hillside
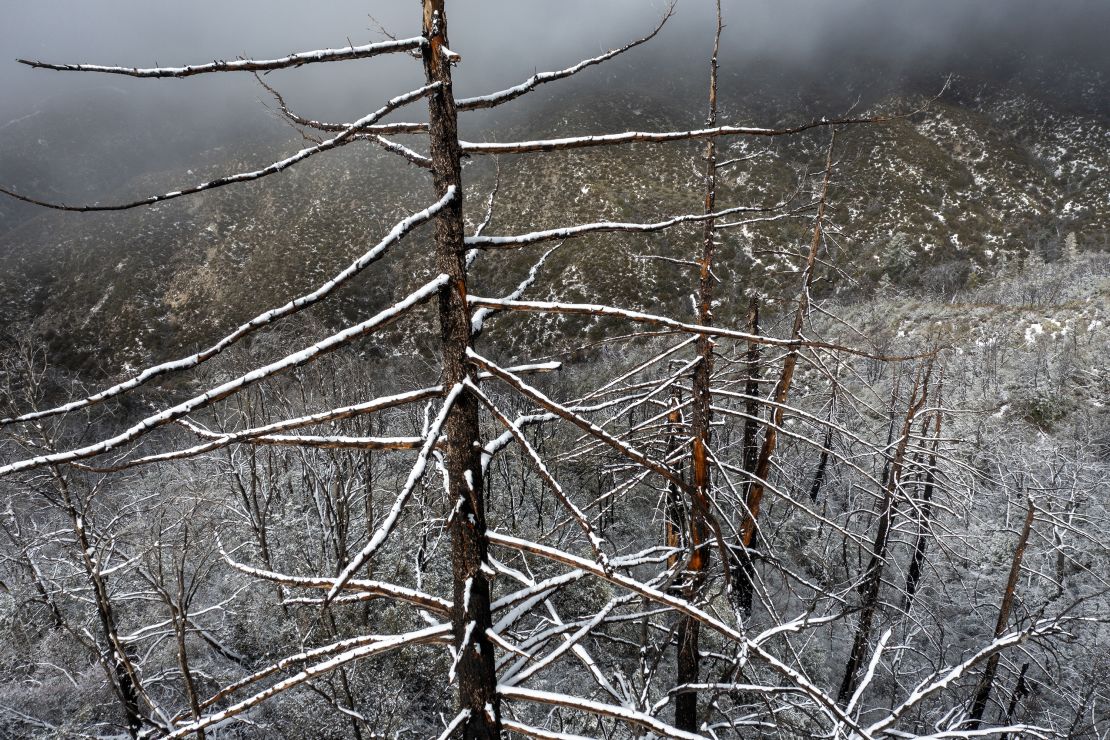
[0,66,1105,373]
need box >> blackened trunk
[421,2,500,736]
[808,425,833,501]
[904,409,942,611]
[732,296,760,614]
[676,6,722,729]
[999,662,1031,740]
[837,368,929,706]
[966,497,1036,728]
[675,617,702,731]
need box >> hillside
[0,66,1105,373]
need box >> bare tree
[1,3,1104,739]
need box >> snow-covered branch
[17,37,425,77]
[466,296,931,361]
[499,685,708,740]
[465,200,807,249]
[866,619,1064,736]
[486,531,870,737]
[460,116,884,155]
[455,3,674,111]
[467,379,609,567]
[225,557,451,615]
[327,383,465,600]
[0,192,454,427]
[468,350,684,491]
[0,275,449,476]
[165,624,449,738]
[0,83,440,211]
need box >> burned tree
[1,3,1100,739]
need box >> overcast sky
[0,1,1106,156]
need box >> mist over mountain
[0,3,1106,382]
[1,0,1106,167]
[1,1,1106,372]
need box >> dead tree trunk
[837,366,929,706]
[999,662,1031,740]
[903,402,943,611]
[732,296,761,613]
[808,409,835,501]
[421,2,500,736]
[675,4,722,730]
[54,469,146,737]
[966,496,1036,729]
[664,389,687,570]
[737,129,837,605]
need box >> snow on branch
[471,243,564,335]
[435,711,471,740]
[225,556,451,615]
[460,116,885,155]
[491,570,586,630]
[846,628,893,716]
[466,297,931,361]
[865,618,1065,737]
[481,412,558,474]
[0,191,455,428]
[499,685,707,740]
[455,2,674,111]
[203,433,431,451]
[17,37,425,77]
[468,350,685,491]
[256,74,430,136]
[465,200,809,249]
[75,361,559,473]
[360,134,432,168]
[327,383,465,601]
[500,599,622,688]
[253,73,432,168]
[500,719,593,740]
[573,336,697,405]
[76,386,442,472]
[165,624,449,739]
[466,379,609,568]
[0,275,450,477]
[486,531,869,736]
[0,83,440,212]
[899,727,1050,739]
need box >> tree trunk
[421,2,500,736]
[966,496,1036,728]
[904,406,942,611]
[664,389,687,571]
[732,296,760,614]
[837,367,929,706]
[58,473,145,737]
[998,662,1030,740]
[808,425,834,501]
[676,5,722,729]
[738,130,837,610]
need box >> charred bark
[903,405,943,611]
[808,425,834,502]
[422,2,500,736]
[966,496,1036,729]
[737,130,837,616]
[837,366,930,706]
[675,4,722,729]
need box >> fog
[0,0,1106,196]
